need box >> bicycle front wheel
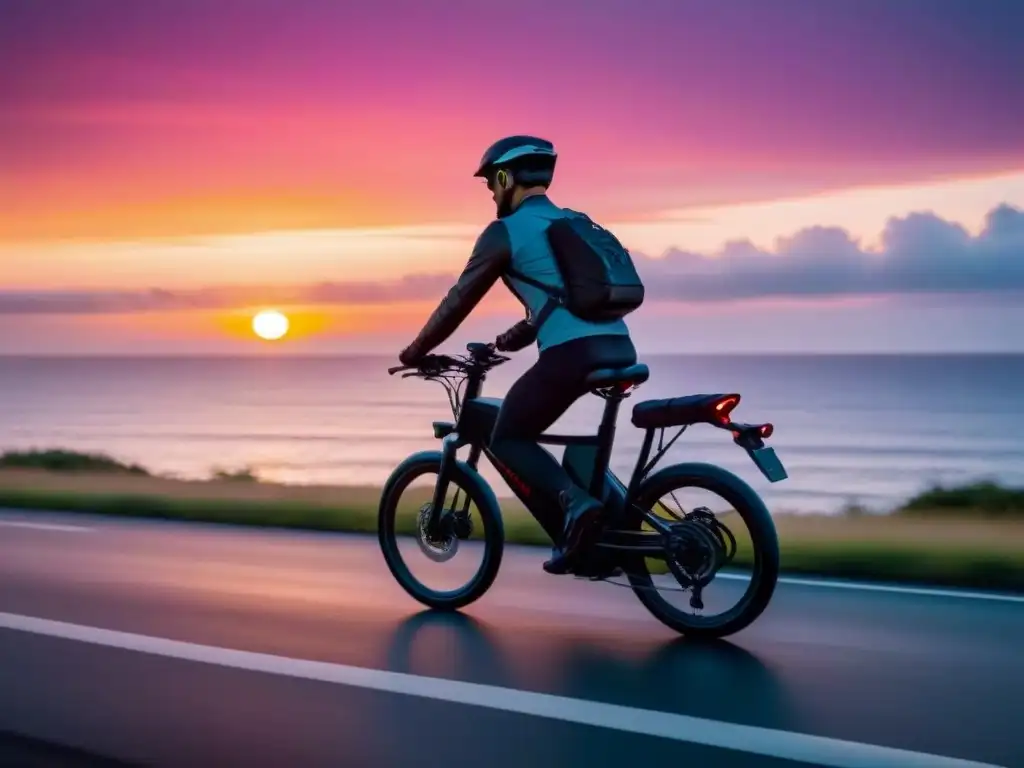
[378,452,505,611]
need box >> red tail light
[713,395,740,422]
[730,421,773,442]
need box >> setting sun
[252,310,290,341]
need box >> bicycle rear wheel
[623,462,780,639]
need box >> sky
[2,0,1023,354]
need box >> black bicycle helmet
[473,135,558,187]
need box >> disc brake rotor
[416,503,459,563]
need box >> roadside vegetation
[1,448,1021,592]
[0,449,150,476]
[896,480,1024,518]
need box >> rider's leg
[490,335,637,573]
[489,356,586,543]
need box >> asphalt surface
[0,509,1021,768]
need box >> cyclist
[397,135,639,575]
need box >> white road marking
[0,611,1005,768]
[714,572,1024,604]
[0,520,93,533]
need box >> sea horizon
[3,352,1023,516]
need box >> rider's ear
[496,169,511,190]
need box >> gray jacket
[405,195,629,357]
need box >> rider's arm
[401,220,512,360]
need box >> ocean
[2,354,1022,515]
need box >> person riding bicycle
[397,135,641,575]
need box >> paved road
[0,509,1021,768]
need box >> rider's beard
[495,190,515,219]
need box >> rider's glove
[495,319,537,352]
[398,343,424,367]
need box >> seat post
[589,393,623,497]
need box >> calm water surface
[2,354,1022,514]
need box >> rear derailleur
[664,506,736,610]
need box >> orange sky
[3,0,1024,353]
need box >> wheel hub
[666,523,717,582]
[452,511,474,539]
[416,503,459,563]
[664,507,734,594]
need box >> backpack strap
[503,208,587,332]
[505,267,559,297]
[505,266,564,331]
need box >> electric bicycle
[379,342,786,639]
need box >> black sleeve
[406,220,512,356]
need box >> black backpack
[508,208,645,330]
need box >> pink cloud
[3,204,1022,315]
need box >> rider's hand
[398,344,424,367]
[495,319,537,352]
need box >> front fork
[426,432,478,535]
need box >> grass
[0,449,149,475]
[898,480,1024,518]
[1,449,1022,593]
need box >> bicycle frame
[394,343,786,559]
[414,349,676,544]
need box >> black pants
[489,334,638,542]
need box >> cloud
[634,203,1024,301]
[0,275,457,315]
[1,204,1022,314]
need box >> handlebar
[387,341,508,378]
